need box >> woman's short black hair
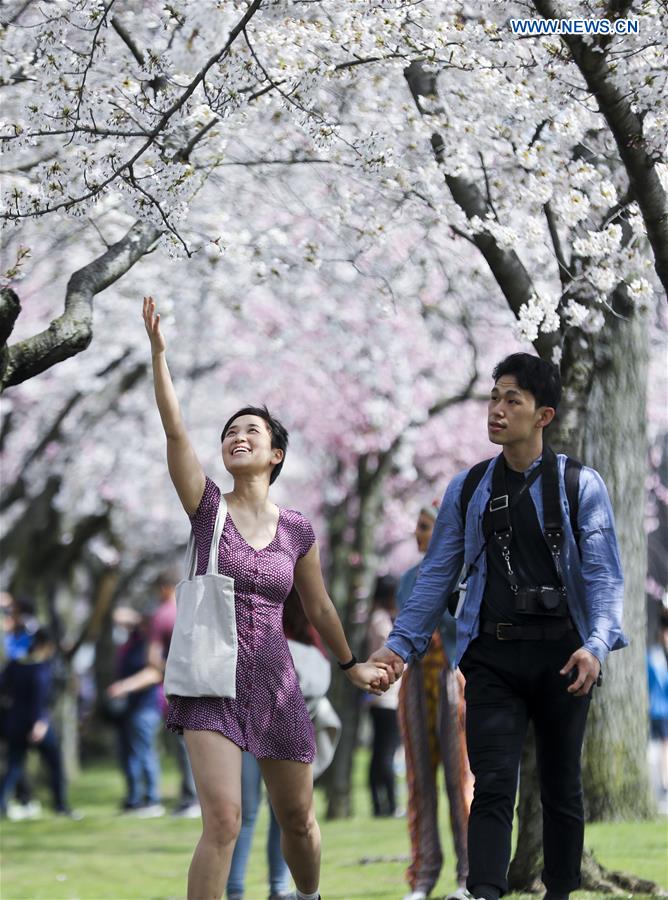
[220,405,289,484]
[492,353,561,410]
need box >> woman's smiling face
[222,414,282,479]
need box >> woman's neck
[228,475,272,513]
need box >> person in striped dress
[397,503,473,900]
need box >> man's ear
[536,406,556,429]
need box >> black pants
[369,706,400,816]
[0,725,67,813]
[459,631,591,894]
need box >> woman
[142,297,386,900]
[397,504,472,900]
[365,575,402,817]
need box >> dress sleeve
[296,513,316,558]
[189,476,221,526]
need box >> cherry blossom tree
[2,0,667,887]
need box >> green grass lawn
[1,749,666,900]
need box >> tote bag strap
[183,492,228,579]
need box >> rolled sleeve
[387,473,466,661]
[577,467,627,663]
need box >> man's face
[488,375,550,446]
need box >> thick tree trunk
[576,308,652,820]
[325,458,386,818]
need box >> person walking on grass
[371,353,626,900]
[142,296,387,900]
[397,503,472,900]
[0,629,79,820]
[365,575,402,819]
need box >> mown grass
[1,746,666,899]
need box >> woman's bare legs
[184,730,243,900]
[259,758,321,895]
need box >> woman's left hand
[344,662,390,695]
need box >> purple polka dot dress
[166,477,317,763]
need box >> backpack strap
[459,458,494,527]
[458,454,582,545]
[565,456,582,554]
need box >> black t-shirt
[481,462,561,624]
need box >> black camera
[515,585,567,617]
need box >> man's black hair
[493,352,562,410]
[220,405,289,484]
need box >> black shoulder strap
[565,456,582,550]
[459,452,582,543]
[460,458,494,526]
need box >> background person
[397,504,471,900]
[0,592,41,819]
[147,572,201,818]
[648,607,668,814]
[0,628,78,819]
[365,574,402,818]
[106,607,164,817]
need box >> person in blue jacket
[370,353,626,900]
[648,607,668,812]
[0,628,75,817]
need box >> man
[147,572,200,818]
[371,353,626,900]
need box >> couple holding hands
[143,296,626,900]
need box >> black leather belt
[481,620,574,641]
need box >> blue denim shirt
[387,453,627,667]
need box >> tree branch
[2,0,264,221]
[532,0,668,299]
[544,201,572,288]
[404,61,558,360]
[0,220,159,391]
[111,15,145,66]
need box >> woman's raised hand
[143,295,166,355]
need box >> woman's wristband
[338,654,357,671]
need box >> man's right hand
[368,646,405,685]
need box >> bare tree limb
[404,60,558,360]
[544,201,572,288]
[0,220,159,391]
[111,15,145,66]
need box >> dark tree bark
[0,219,159,391]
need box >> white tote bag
[164,495,238,699]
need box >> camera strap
[457,458,543,593]
[488,446,565,591]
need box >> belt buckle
[496,623,513,640]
